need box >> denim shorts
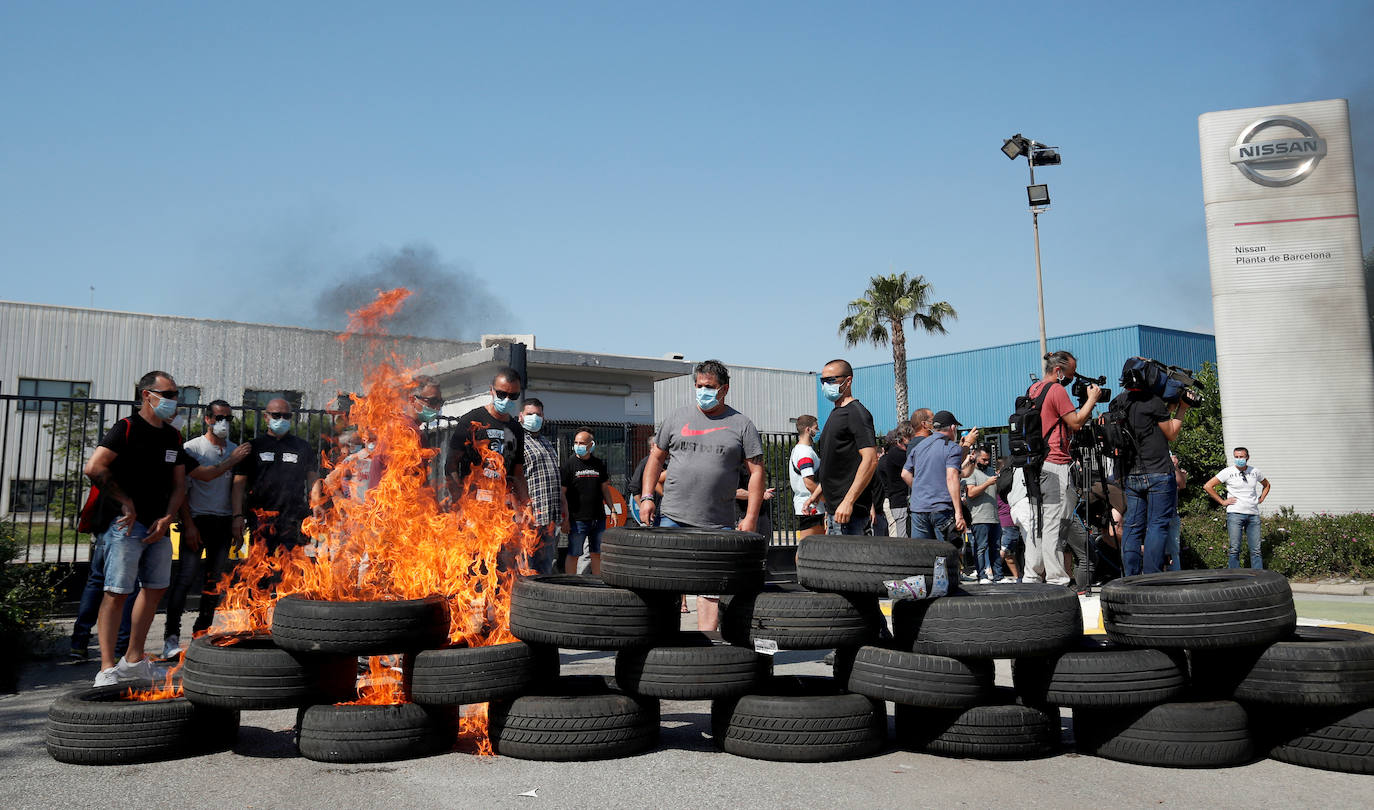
[102,520,173,594]
[567,518,606,557]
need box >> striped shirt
[522,431,561,527]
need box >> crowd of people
[69,354,1271,687]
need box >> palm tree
[838,273,957,424]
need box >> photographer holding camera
[1020,351,1101,586]
[1113,361,1191,575]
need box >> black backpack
[1008,383,1053,468]
[1099,394,1140,481]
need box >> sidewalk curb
[1289,581,1374,597]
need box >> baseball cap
[931,410,962,429]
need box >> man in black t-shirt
[816,358,878,535]
[561,428,613,575]
[446,366,528,507]
[84,371,195,687]
[1113,379,1190,576]
[232,398,318,553]
[876,425,914,537]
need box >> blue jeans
[971,523,1003,579]
[910,509,954,542]
[1227,512,1263,569]
[567,518,606,558]
[71,532,135,654]
[1122,473,1177,576]
[825,509,871,536]
[1165,513,1182,571]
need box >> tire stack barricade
[1060,569,1374,773]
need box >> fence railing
[2,392,806,564]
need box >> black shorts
[798,513,825,531]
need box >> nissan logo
[1228,115,1327,187]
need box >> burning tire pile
[46,533,1374,773]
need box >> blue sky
[2,2,1370,373]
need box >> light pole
[1002,134,1061,359]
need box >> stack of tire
[1053,569,1373,774]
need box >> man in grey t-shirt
[962,448,1006,583]
[640,359,764,631]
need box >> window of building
[8,479,63,513]
[179,386,202,405]
[17,378,91,411]
[242,389,304,411]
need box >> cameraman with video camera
[1112,359,1192,575]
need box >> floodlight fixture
[1001,134,1031,160]
[1030,147,1061,166]
[1027,184,1051,207]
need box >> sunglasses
[266,411,292,419]
[492,390,521,401]
[413,393,444,408]
[819,376,849,385]
[147,388,180,399]
[206,414,234,423]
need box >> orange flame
[124,650,186,701]
[337,287,412,342]
[341,656,407,706]
[204,287,539,752]
[459,703,494,756]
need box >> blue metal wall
[818,325,1217,436]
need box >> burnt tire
[296,702,455,763]
[1191,626,1374,707]
[509,575,678,650]
[719,591,878,650]
[489,675,659,761]
[1073,700,1254,768]
[615,632,770,699]
[894,687,1059,759]
[796,536,958,595]
[1100,569,1295,650]
[182,633,357,709]
[1266,706,1374,775]
[892,583,1082,658]
[1013,637,1189,708]
[46,685,239,765]
[410,641,559,706]
[270,595,450,655]
[839,646,993,709]
[711,675,886,762]
[599,527,767,594]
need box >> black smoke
[313,244,513,340]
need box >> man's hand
[737,515,758,534]
[961,428,980,447]
[115,498,137,531]
[228,443,252,465]
[1086,383,1102,403]
[146,514,175,544]
[1222,496,1237,506]
[954,513,967,533]
[638,500,656,527]
[181,520,202,552]
[834,498,854,524]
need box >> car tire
[182,633,357,709]
[839,645,993,709]
[711,675,886,762]
[46,685,239,765]
[796,536,958,595]
[1099,570,1295,649]
[270,595,450,655]
[1191,626,1374,706]
[1074,700,1254,768]
[719,591,878,650]
[599,527,767,594]
[409,641,559,706]
[509,575,678,650]
[892,583,1081,658]
[296,702,455,763]
[894,687,1058,759]
[615,632,770,699]
[489,675,659,761]
[1013,637,1189,708]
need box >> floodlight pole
[1028,159,1048,359]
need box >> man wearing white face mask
[232,398,318,554]
[162,399,251,655]
[520,397,566,574]
[446,367,528,505]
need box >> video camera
[1069,373,1111,406]
[1120,357,1203,407]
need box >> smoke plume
[314,244,513,340]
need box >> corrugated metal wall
[0,301,475,406]
[654,365,815,433]
[820,326,1218,436]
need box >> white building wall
[655,365,815,433]
[1199,99,1374,514]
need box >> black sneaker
[68,643,89,661]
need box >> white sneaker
[161,635,182,659]
[997,576,1018,584]
[114,655,165,682]
[978,578,993,585]
[94,667,119,687]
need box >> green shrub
[1180,507,1374,579]
[0,519,65,692]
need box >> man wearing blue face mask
[520,397,565,574]
[561,428,614,576]
[446,366,528,505]
[1203,447,1271,569]
[232,398,318,554]
[815,359,879,535]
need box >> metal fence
[1,391,806,564]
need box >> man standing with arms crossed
[86,371,194,686]
[640,360,764,630]
[815,359,878,535]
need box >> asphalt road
[3,600,1371,810]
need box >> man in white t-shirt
[789,414,824,538]
[1202,446,1271,569]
